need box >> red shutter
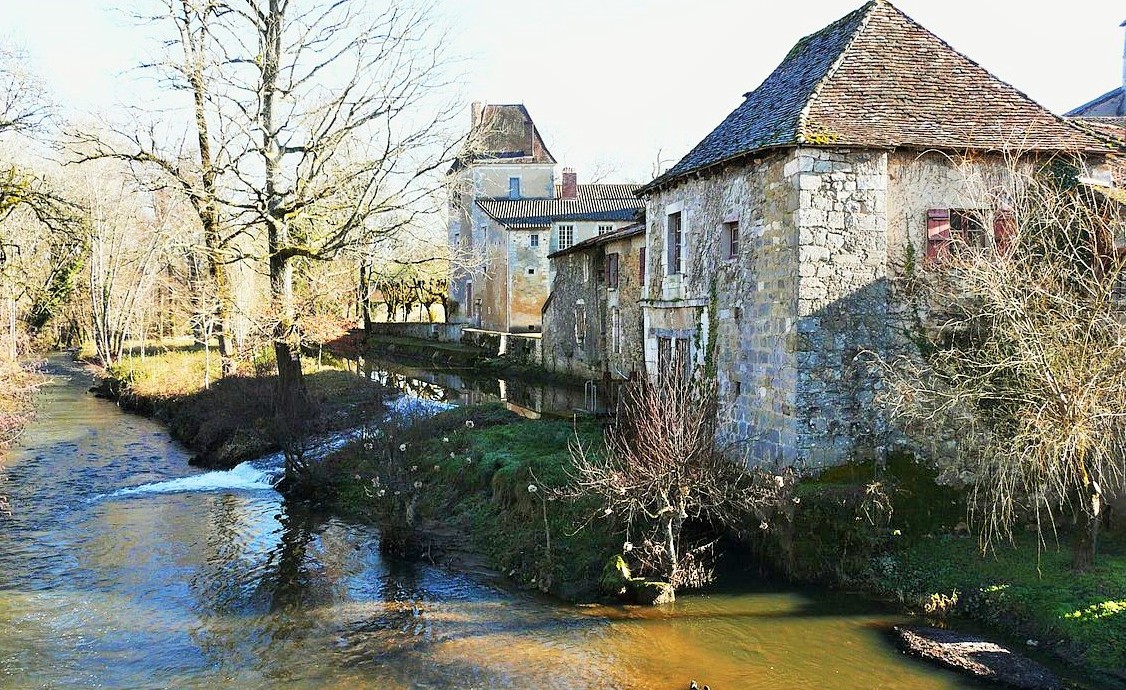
[926,209,951,261]
[993,210,1016,255]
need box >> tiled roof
[477,184,643,229]
[1067,88,1126,119]
[450,103,556,172]
[640,0,1109,194]
[548,221,646,259]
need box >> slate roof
[548,221,646,259]
[1067,88,1126,119]
[477,184,644,229]
[450,103,556,172]
[640,0,1109,194]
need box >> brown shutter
[993,210,1016,255]
[639,246,646,281]
[926,209,951,261]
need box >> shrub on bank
[317,404,621,600]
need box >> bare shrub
[566,361,793,590]
[880,155,1126,570]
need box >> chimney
[561,168,578,200]
[470,101,485,128]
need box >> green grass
[883,531,1126,670]
[786,454,1126,674]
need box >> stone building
[635,0,1115,469]
[448,103,643,332]
[448,103,556,329]
[541,221,646,380]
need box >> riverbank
[0,358,43,459]
[779,456,1126,685]
[94,346,1126,685]
[90,344,389,468]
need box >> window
[530,233,540,248]
[527,268,535,275]
[508,177,521,199]
[605,252,620,289]
[723,220,739,259]
[558,224,574,251]
[598,224,613,235]
[611,308,622,354]
[926,208,1008,261]
[574,300,587,346]
[657,336,691,382]
[639,246,646,282]
[733,380,742,399]
[667,211,683,275]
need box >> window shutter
[639,247,646,281]
[926,209,951,260]
[993,211,1016,255]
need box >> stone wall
[367,322,463,343]
[789,147,893,467]
[604,231,646,378]
[541,248,603,379]
[643,149,801,465]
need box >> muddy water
[0,357,993,689]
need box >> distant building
[1066,20,1126,186]
[448,103,642,332]
[541,221,646,381]
[447,103,556,329]
[635,0,1113,468]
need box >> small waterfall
[109,395,451,499]
[112,461,279,496]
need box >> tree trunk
[1072,484,1101,571]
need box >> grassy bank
[784,456,1126,679]
[94,343,389,467]
[308,403,621,600]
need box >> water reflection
[345,354,606,418]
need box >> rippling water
[0,357,994,689]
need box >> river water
[0,357,996,689]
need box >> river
[0,357,999,689]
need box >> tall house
[448,103,643,332]
[448,103,556,329]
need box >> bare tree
[192,0,460,484]
[566,360,793,593]
[68,0,245,374]
[880,156,1126,570]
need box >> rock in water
[894,626,1062,690]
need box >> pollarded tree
[881,157,1126,570]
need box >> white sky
[4,0,1124,183]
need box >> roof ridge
[846,1,1102,150]
[797,0,880,144]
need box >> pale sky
[4,0,1124,183]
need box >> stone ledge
[894,626,1062,690]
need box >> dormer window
[508,177,521,199]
